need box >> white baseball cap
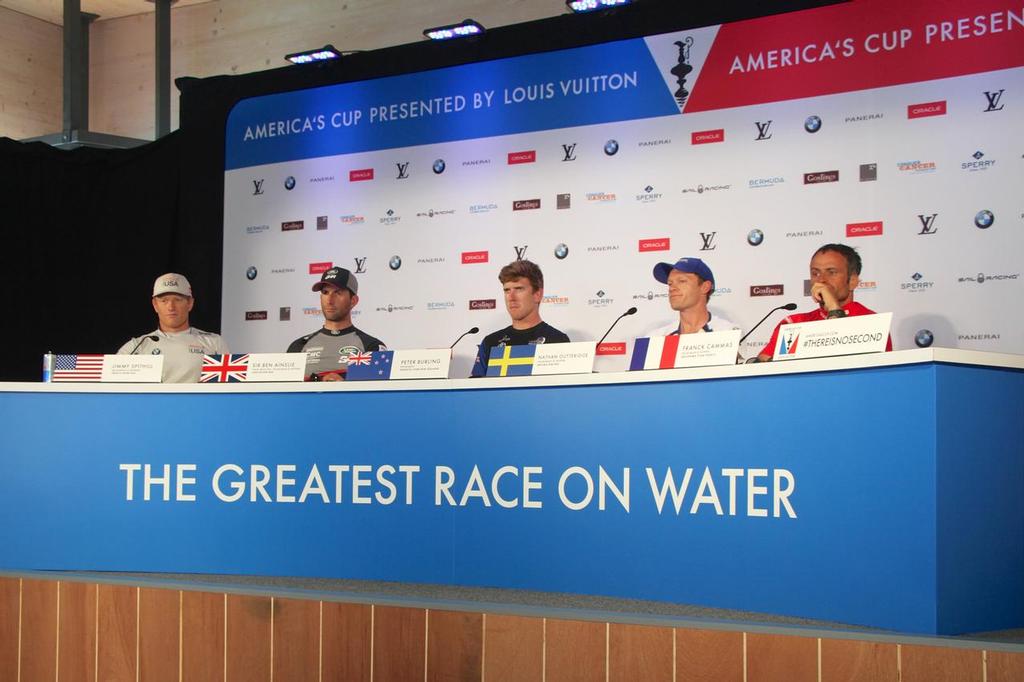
[152,273,192,297]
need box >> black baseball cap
[312,266,358,295]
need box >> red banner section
[686,0,1024,112]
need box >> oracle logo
[846,221,884,237]
[907,101,946,119]
[507,150,537,164]
[349,168,374,181]
[469,299,497,310]
[461,251,489,264]
[308,262,332,274]
[638,238,670,252]
[597,342,627,356]
[691,129,725,145]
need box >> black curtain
[0,0,833,381]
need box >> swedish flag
[486,344,536,377]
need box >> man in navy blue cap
[650,257,740,335]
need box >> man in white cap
[117,273,229,382]
[649,257,740,335]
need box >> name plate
[773,312,892,361]
[346,349,452,381]
[201,353,307,382]
[630,329,741,371]
[487,342,596,377]
[102,355,164,383]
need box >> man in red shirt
[757,243,892,361]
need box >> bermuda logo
[562,144,577,162]
[983,89,1005,112]
[252,179,264,195]
[917,213,938,235]
[396,162,409,179]
[755,121,773,140]
[670,37,694,108]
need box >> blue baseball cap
[653,258,714,287]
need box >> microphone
[450,327,480,349]
[128,335,159,355]
[597,307,637,346]
[738,303,797,346]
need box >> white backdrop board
[223,0,1024,375]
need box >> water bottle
[42,352,55,383]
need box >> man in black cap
[650,257,739,335]
[287,266,385,381]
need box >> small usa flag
[200,354,249,382]
[53,354,104,381]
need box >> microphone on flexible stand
[597,307,637,346]
[739,303,797,363]
[449,327,480,349]
[128,335,159,355]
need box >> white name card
[389,349,452,380]
[531,342,597,376]
[101,355,164,383]
[773,312,892,361]
[630,330,741,370]
[245,353,308,382]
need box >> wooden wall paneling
[97,584,138,682]
[20,578,58,682]
[675,628,744,682]
[321,601,372,682]
[986,650,1024,682]
[0,577,20,676]
[746,633,817,682]
[426,609,482,682]
[0,5,62,140]
[138,587,180,682]
[900,644,984,682]
[820,638,898,682]
[181,590,225,682]
[272,597,320,682]
[608,623,672,682]
[372,605,426,682]
[225,593,272,681]
[482,613,543,682]
[544,618,606,682]
[57,580,96,682]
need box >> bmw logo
[432,159,446,174]
[152,348,161,355]
[554,243,569,260]
[804,115,822,133]
[974,209,994,229]
[389,255,402,271]
[246,266,257,280]
[747,229,764,246]
[976,273,986,283]
[284,176,296,190]
[604,139,619,156]
[915,329,934,348]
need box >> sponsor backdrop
[223,0,1024,373]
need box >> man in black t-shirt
[471,259,570,377]
[287,266,385,381]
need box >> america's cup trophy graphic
[670,37,694,108]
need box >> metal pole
[154,0,172,138]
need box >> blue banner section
[0,363,1022,635]
[225,39,678,169]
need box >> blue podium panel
[0,352,1021,635]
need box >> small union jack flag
[200,354,249,382]
[347,352,373,366]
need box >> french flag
[629,336,680,371]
